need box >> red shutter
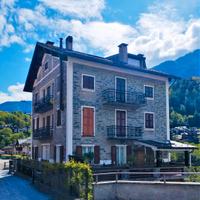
[83,107,94,137]
[60,145,64,163]
[111,146,116,165]
[54,146,56,162]
[76,146,82,157]
[94,145,100,164]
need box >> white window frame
[41,143,50,161]
[81,144,95,154]
[144,85,154,100]
[144,112,155,131]
[115,144,127,165]
[81,74,95,92]
[115,76,127,102]
[81,106,95,137]
[115,109,127,137]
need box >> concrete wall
[93,181,200,200]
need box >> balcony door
[116,145,126,165]
[116,110,126,137]
[116,77,126,102]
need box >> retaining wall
[93,181,200,200]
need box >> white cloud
[25,57,31,62]
[0,83,32,103]
[1,0,200,67]
[39,0,105,19]
[0,0,24,49]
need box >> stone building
[24,36,195,166]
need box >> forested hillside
[0,111,31,148]
[170,78,200,128]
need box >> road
[0,159,51,200]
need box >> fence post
[116,173,118,182]
[85,169,89,200]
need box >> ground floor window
[42,144,50,161]
[82,145,94,163]
[54,145,64,163]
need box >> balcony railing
[33,126,53,140]
[107,125,143,139]
[102,89,146,108]
[34,95,53,113]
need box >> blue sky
[0,0,200,103]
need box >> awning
[136,140,197,151]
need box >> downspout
[59,38,65,111]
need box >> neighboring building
[24,36,196,167]
[15,138,31,156]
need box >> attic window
[44,62,48,70]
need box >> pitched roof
[24,42,179,92]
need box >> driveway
[0,160,51,200]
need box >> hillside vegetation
[0,111,31,148]
[170,78,200,128]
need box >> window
[144,85,154,99]
[57,110,61,126]
[82,145,94,155]
[145,113,154,129]
[36,117,39,129]
[47,86,51,97]
[42,144,50,160]
[82,75,95,91]
[82,107,95,137]
[35,93,38,103]
[44,62,48,70]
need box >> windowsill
[145,97,154,100]
[144,128,155,131]
[82,135,95,137]
[82,88,95,92]
[56,125,62,129]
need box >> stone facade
[72,62,168,164]
[31,50,169,165]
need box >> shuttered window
[145,113,154,129]
[82,107,94,137]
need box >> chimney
[137,54,147,69]
[65,36,73,50]
[46,41,54,46]
[59,38,63,48]
[118,43,128,63]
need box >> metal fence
[93,171,200,184]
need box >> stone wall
[72,62,168,162]
[93,181,200,200]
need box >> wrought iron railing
[34,95,53,113]
[107,125,143,139]
[102,89,146,106]
[33,126,53,139]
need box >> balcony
[102,89,146,108]
[34,95,53,113]
[107,125,143,139]
[33,126,53,140]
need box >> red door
[116,110,126,137]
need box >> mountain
[153,49,200,78]
[0,101,32,113]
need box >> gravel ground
[0,160,52,200]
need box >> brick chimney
[118,43,128,63]
[65,36,73,50]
